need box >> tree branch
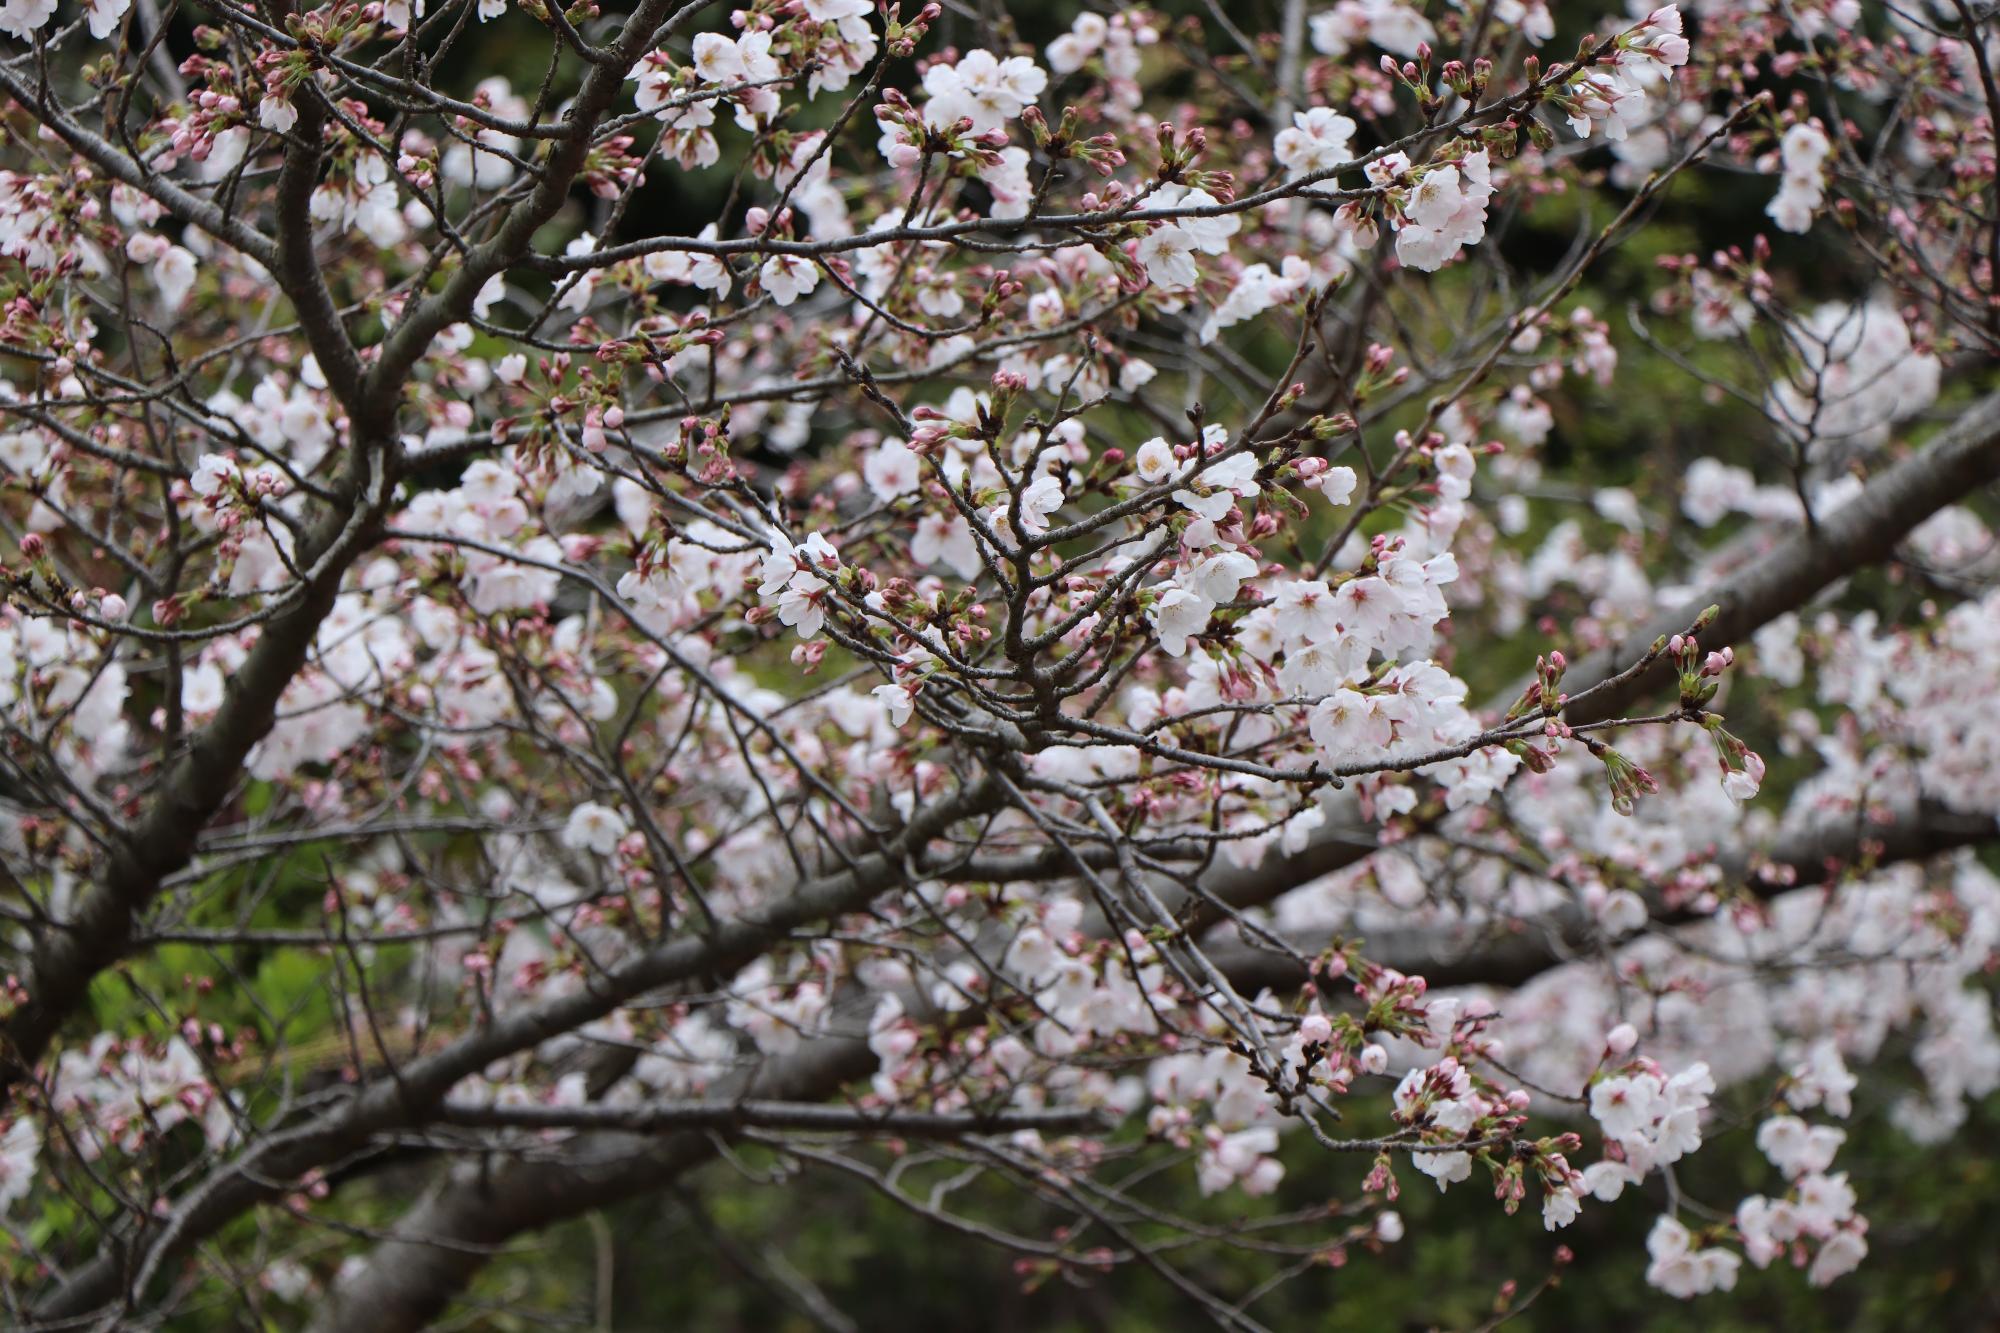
[433,1097,1108,1137]
[1562,389,2000,724]
[1206,797,2000,994]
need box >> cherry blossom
[0,0,1994,1323]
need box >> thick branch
[308,1038,878,1333]
[1562,388,2000,723]
[271,96,369,407]
[434,1097,1106,1137]
[1206,797,2000,994]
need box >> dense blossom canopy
[0,0,1995,1323]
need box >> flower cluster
[1767,121,1832,233]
